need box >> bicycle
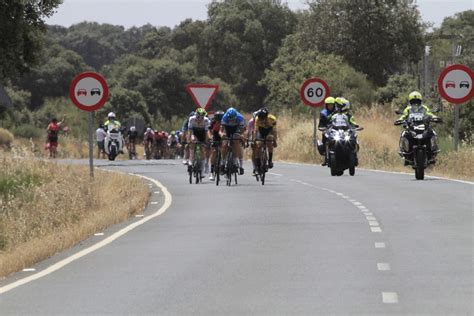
[255,139,269,185]
[210,140,222,186]
[127,140,137,160]
[188,141,204,184]
[223,135,239,186]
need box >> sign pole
[88,111,94,178]
[312,108,317,155]
[454,104,460,151]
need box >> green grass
[0,170,43,201]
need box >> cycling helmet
[226,107,238,119]
[252,111,259,119]
[146,127,152,133]
[214,110,225,121]
[108,112,116,119]
[257,107,269,119]
[409,91,422,105]
[196,108,207,117]
[130,126,136,132]
[189,111,196,117]
[170,131,176,136]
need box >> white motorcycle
[104,125,124,161]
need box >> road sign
[69,72,109,112]
[186,84,219,110]
[437,64,474,104]
[300,78,330,107]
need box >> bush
[0,128,14,148]
[12,124,44,139]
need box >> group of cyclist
[181,106,277,181]
[143,127,182,159]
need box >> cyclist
[220,107,246,175]
[188,108,211,174]
[46,117,64,158]
[318,97,336,166]
[143,127,155,158]
[253,107,277,169]
[167,131,179,159]
[208,110,224,180]
[181,111,195,165]
[246,111,259,175]
[127,126,138,158]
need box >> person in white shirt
[96,124,107,159]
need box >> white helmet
[146,127,151,133]
[130,126,136,132]
[108,112,116,119]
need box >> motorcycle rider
[104,112,124,154]
[332,97,358,128]
[395,91,439,164]
[318,97,336,166]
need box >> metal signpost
[69,72,109,178]
[299,78,330,154]
[437,64,474,151]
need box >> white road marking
[151,202,159,205]
[371,227,382,233]
[382,292,399,304]
[0,174,173,295]
[135,214,144,218]
[268,172,282,176]
[22,269,36,272]
[363,212,373,216]
[341,195,349,199]
[357,205,367,209]
[353,202,362,206]
[375,242,386,248]
[369,221,379,227]
[366,216,377,221]
[377,263,391,271]
[154,191,160,194]
[94,233,105,236]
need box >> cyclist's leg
[251,140,257,174]
[266,133,274,168]
[220,135,229,172]
[233,133,244,174]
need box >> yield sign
[186,84,219,110]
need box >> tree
[301,0,425,86]
[197,0,297,110]
[0,0,62,80]
[262,34,374,112]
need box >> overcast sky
[46,0,473,29]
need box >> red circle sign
[300,78,330,107]
[437,64,474,104]
[69,72,109,112]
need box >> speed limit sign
[300,78,330,107]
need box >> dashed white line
[377,263,391,271]
[22,268,36,272]
[371,227,382,233]
[366,216,377,221]
[368,221,380,227]
[363,212,373,216]
[353,202,362,206]
[135,214,144,218]
[268,172,282,176]
[94,233,105,236]
[382,292,399,304]
[154,191,160,194]
[151,202,159,205]
[375,242,386,248]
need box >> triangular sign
[186,84,219,110]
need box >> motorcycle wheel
[415,150,425,180]
[349,153,356,176]
[337,170,344,176]
[109,147,117,161]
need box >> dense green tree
[0,0,62,80]
[301,0,425,86]
[262,34,374,112]
[98,87,150,124]
[197,0,297,110]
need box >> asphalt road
[0,160,472,315]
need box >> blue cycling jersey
[222,112,246,128]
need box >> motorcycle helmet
[324,97,336,109]
[130,126,136,132]
[257,107,269,119]
[335,97,350,113]
[108,112,116,119]
[409,91,422,106]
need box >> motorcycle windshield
[330,114,349,129]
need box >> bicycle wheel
[216,151,221,186]
[261,147,268,185]
[226,152,232,186]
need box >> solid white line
[154,191,160,194]
[377,263,391,271]
[22,269,36,272]
[371,227,382,233]
[135,214,144,218]
[0,174,172,295]
[375,242,386,248]
[369,221,379,227]
[382,292,399,304]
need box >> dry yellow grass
[0,148,149,277]
[274,108,474,181]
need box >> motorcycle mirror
[318,127,327,132]
[356,127,364,131]
[395,110,403,115]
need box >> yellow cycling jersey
[255,114,277,129]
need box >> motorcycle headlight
[334,134,341,142]
[344,135,351,141]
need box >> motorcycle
[394,110,442,180]
[104,127,124,161]
[319,113,363,176]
